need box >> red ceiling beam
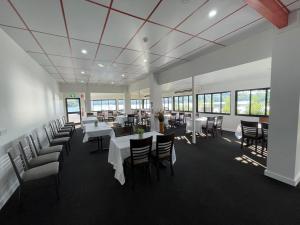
[246,0,289,29]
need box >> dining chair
[55,119,73,133]
[19,137,61,169]
[87,112,94,117]
[113,126,133,137]
[202,117,216,138]
[8,145,61,205]
[214,116,224,136]
[168,113,177,128]
[50,121,71,139]
[125,136,153,189]
[107,111,115,122]
[152,133,175,181]
[125,114,135,127]
[178,112,185,125]
[261,123,269,151]
[44,126,71,155]
[241,121,262,151]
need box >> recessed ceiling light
[121,74,125,77]
[208,9,217,18]
[111,81,114,85]
[98,63,104,68]
[80,80,85,83]
[81,49,87,54]
[81,71,85,74]
[143,59,148,63]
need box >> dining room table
[114,115,127,127]
[108,131,176,185]
[185,117,207,134]
[81,116,98,126]
[83,122,115,153]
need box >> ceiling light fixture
[111,81,114,85]
[143,59,148,63]
[208,9,217,18]
[98,63,104,68]
[81,49,87,54]
[121,74,125,77]
[81,71,85,74]
[80,80,85,83]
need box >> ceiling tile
[88,0,111,6]
[70,39,97,59]
[0,0,26,28]
[115,49,141,64]
[34,32,71,56]
[48,55,73,67]
[28,52,52,66]
[150,56,177,68]
[132,53,160,66]
[64,0,108,43]
[166,38,207,58]
[200,5,261,41]
[150,0,207,28]
[178,0,246,35]
[287,1,300,11]
[102,11,143,47]
[11,0,66,36]
[95,45,122,61]
[112,0,160,18]
[127,22,171,51]
[150,30,191,55]
[1,26,41,52]
[43,66,58,74]
[72,58,94,69]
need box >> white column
[192,76,196,144]
[138,89,142,123]
[149,73,162,132]
[265,11,300,186]
[124,90,131,115]
[84,86,91,115]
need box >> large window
[143,99,150,109]
[131,99,142,109]
[91,99,116,111]
[173,95,193,112]
[162,97,172,111]
[197,92,231,114]
[118,99,124,111]
[236,88,270,116]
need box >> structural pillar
[149,73,162,132]
[124,90,131,115]
[265,11,300,186]
[84,86,91,115]
[192,76,196,144]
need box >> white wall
[0,28,63,209]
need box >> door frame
[65,98,82,124]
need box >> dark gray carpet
[1,126,300,225]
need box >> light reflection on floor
[235,154,266,168]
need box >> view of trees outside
[188,96,193,111]
[221,92,231,114]
[118,99,124,111]
[173,96,192,111]
[67,99,80,113]
[250,90,266,115]
[197,95,204,112]
[205,94,212,112]
[236,89,270,116]
[131,99,142,109]
[212,93,221,113]
[91,99,117,111]
[143,99,150,109]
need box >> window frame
[162,97,172,111]
[172,95,193,112]
[91,99,117,111]
[235,87,270,117]
[196,91,231,115]
[130,99,142,110]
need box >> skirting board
[264,169,300,187]
[0,179,19,210]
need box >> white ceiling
[0,0,298,85]
[161,57,272,92]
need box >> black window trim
[196,91,231,115]
[235,87,270,117]
[162,97,172,111]
[91,99,117,112]
[173,95,193,112]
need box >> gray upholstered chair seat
[23,162,59,182]
[51,137,70,144]
[29,152,60,167]
[39,145,63,155]
[54,132,70,138]
[151,151,170,159]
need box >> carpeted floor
[1,126,300,225]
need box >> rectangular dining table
[108,131,176,185]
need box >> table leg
[90,136,108,154]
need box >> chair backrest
[7,144,27,184]
[261,123,269,139]
[29,134,41,153]
[156,133,174,159]
[216,116,223,128]
[206,117,215,129]
[128,114,135,123]
[87,112,94,117]
[44,126,53,143]
[130,136,153,166]
[241,121,258,137]
[108,111,113,116]
[19,138,35,167]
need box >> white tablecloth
[108,131,176,185]
[164,114,171,126]
[83,123,115,143]
[114,115,127,127]
[81,116,98,125]
[185,117,207,134]
[235,123,262,139]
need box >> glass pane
[68,113,81,123]
[197,95,204,112]
[221,92,231,114]
[168,97,172,111]
[178,96,183,111]
[250,90,266,115]
[108,100,116,110]
[131,100,135,109]
[212,93,221,113]
[92,100,101,111]
[183,96,189,111]
[188,96,193,111]
[267,89,270,115]
[102,100,109,110]
[204,94,212,113]
[174,97,178,111]
[67,99,80,112]
[118,99,124,110]
[237,91,250,115]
